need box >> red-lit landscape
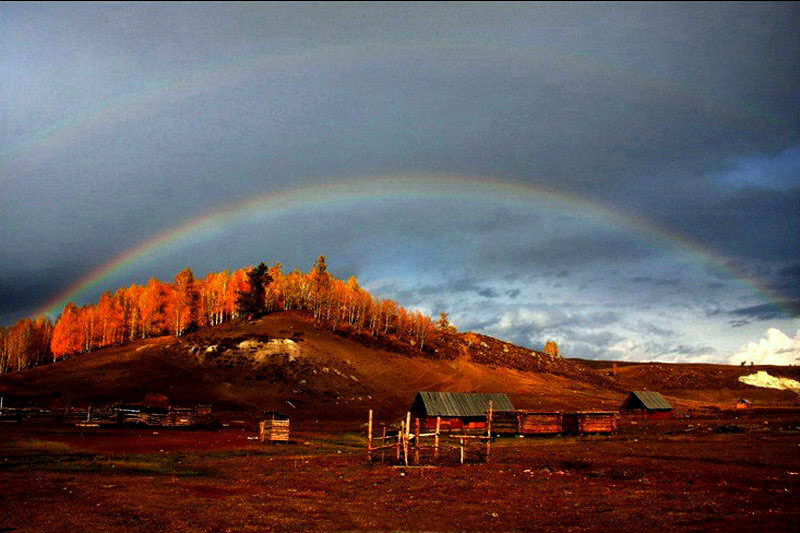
[3,3,799,531]
[2,260,799,530]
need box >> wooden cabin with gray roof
[410,391,514,431]
[620,391,674,419]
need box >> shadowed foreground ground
[1,411,798,532]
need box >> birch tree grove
[2,256,453,373]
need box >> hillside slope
[575,359,800,409]
[4,312,796,420]
[0,312,621,419]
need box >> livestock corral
[1,399,215,429]
[1,408,798,531]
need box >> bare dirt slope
[2,312,797,419]
[0,312,620,419]
[575,359,800,409]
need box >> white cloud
[728,328,800,366]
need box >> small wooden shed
[620,391,673,419]
[735,398,753,409]
[410,392,514,430]
[259,411,290,442]
[493,411,563,435]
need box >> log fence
[367,401,494,465]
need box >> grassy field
[2,410,799,531]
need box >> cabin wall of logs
[493,410,617,436]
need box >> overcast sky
[2,2,798,364]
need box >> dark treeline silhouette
[0,256,445,374]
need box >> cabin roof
[629,391,673,410]
[413,391,514,417]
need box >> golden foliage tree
[544,340,560,357]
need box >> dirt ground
[1,409,798,532]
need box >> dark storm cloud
[481,232,658,273]
[680,186,799,263]
[1,3,797,363]
[642,342,718,360]
[631,276,681,286]
[636,321,676,338]
[769,263,800,301]
[476,288,499,299]
[729,301,800,322]
[378,275,505,302]
[0,276,61,322]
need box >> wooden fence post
[434,416,441,459]
[486,400,493,462]
[381,426,387,462]
[404,412,411,466]
[459,436,465,464]
[397,420,403,461]
[414,418,420,465]
[367,409,373,461]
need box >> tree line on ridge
[0,256,450,374]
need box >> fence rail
[367,401,495,465]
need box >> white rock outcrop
[739,371,800,392]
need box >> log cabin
[410,391,514,431]
[620,391,673,419]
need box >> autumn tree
[139,278,169,337]
[380,300,398,335]
[308,256,332,321]
[236,263,272,319]
[265,263,284,312]
[2,316,53,370]
[171,268,199,336]
[411,311,434,351]
[437,312,457,334]
[200,271,229,326]
[544,340,560,357]
[51,303,84,359]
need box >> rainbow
[2,40,783,171]
[38,174,785,317]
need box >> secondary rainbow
[3,40,781,171]
[38,174,784,317]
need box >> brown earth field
[1,311,799,530]
[1,413,799,532]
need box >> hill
[573,358,800,409]
[0,311,623,419]
[3,312,798,419]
